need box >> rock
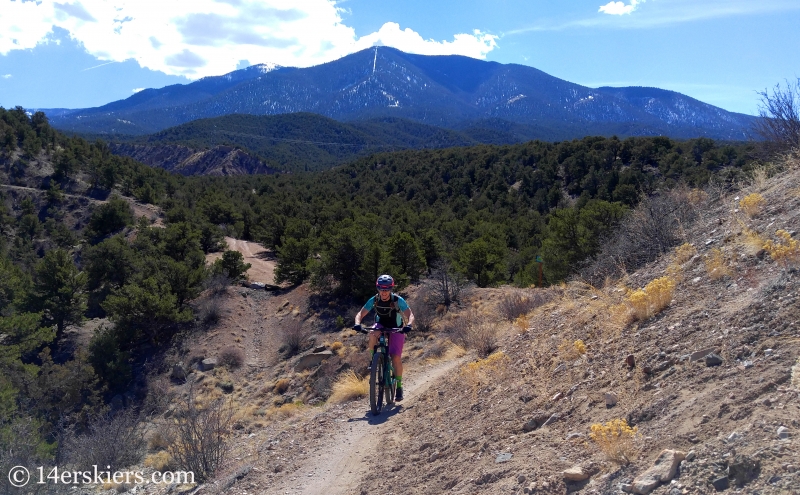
[551,392,563,401]
[313,345,327,353]
[764,348,773,356]
[566,432,585,440]
[726,432,742,443]
[294,350,334,371]
[198,358,217,372]
[686,451,696,461]
[605,392,619,407]
[170,363,187,380]
[690,347,718,362]
[248,282,266,290]
[541,413,560,427]
[626,354,636,368]
[620,483,634,493]
[517,474,526,484]
[495,452,513,463]
[522,411,550,432]
[563,466,590,481]
[711,476,729,491]
[777,426,790,439]
[705,353,723,366]
[630,450,686,494]
[727,454,760,487]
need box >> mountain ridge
[42,47,755,141]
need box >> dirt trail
[271,357,466,495]
[206,237,276,284]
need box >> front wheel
[384,353,396,407]
[369,352,384,415]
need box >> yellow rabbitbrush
[589,418,639,465]
[625,276,676,321]
[763,229,800,266]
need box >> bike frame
[368,325,401,415]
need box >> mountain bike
[358,325,402,415]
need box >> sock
[396,376,402,388]
[369,349,374,357]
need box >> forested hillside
[0,106,757,486]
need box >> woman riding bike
[353,275,415,401]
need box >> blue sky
[1,0,798,115]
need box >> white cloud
[132,87,144,93]
[599,0,644,16]
[353,23,497,58]
[1,74,11,79]
[0,0,498,79]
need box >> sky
[1,0,798,115]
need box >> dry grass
[589,418,639,465]
[704,248,732,280]
[265,402,303,420]
[462,351,509,392]
[327,370,369,404]
[273,378,291,394]
[144,451,174,471]
[739,193,766,217]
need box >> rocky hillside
[109,143,279,176]
[125,156,800,495]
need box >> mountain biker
[353,274,415,401]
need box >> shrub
[327,370,369,404]
[704,248,731,280]
[558,339,587,362]
[589,418,639,465]
[445,313,499,358]
[204,273,232,294]
[59,409,146,470]
[673,243,697,264]
[165,387,233,483]
[198,298,222,326]
[739,193,766,217]
[763,229,800,266]
[279,319,311,357]
[792,357,800,390]
[625,276,676,321]
[212,250,251,281]
[498,290,546,321]
[218,346,245,369]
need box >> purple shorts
[371,324,406,357]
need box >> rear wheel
[369,352,384,415]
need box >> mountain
[108,143,281,176]
[43,47,755,141]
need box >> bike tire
[369,352,384,415]
[384,353,395,407]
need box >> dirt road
[206,237,277,284]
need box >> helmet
[376,274,395,290]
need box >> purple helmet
[376,274,395,290]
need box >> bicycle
[357,324,402,415]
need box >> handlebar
[353,325,406,334]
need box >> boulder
[295,350,334,371]
[631,450,686,494]
[198,358,217,372]
[727,454,760,486]
[563,466,590,482]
